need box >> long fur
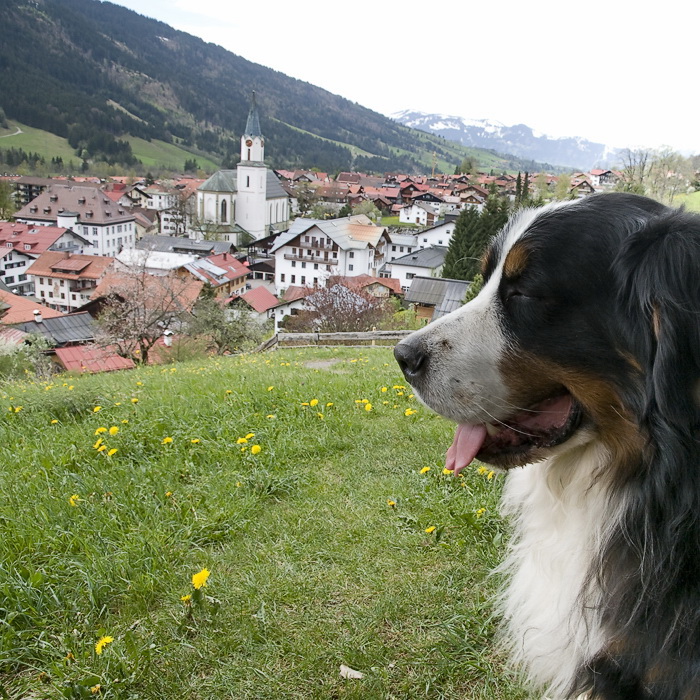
[395,193,700,699]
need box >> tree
[554,173,573,200]
[283,284,391,333]
[186,297,263,354]
[616,148,653,195]
[442,205,483,280]
[351,200,381,221]
[294,181,319,215]
[0,180,16,220]
[95,264,201,364]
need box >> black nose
[394,338,426,379]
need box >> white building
[269,214,390,295]
[195,94,290,245]
[14,185,137,257]
[385,246,449,292]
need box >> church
[195,94,290,245]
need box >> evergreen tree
[515,172,522,205]
[442,205,482,280]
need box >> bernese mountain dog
[394,193,700,699]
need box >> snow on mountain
[391,110,620,170]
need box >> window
[399,247,404,252]
[18,274,26,282]
[301,262,306,269]
[291,261,296,268]
[221,199,227,223]
[301,276,306,285]
[348,264,353,271]
[349,252,354,258]
[291,275,296,283]
[24,244,31,251]
[92,227,98,236]
[423,238,428,243]
[246,176,250,188]
[4,276,14,284]
[406,273,415,280]
[313,263,318,270]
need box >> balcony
[284,251,337,263]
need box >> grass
[0,348,528,699]
[674,190,700,212]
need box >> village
[0,97,622,375]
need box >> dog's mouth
[446,393,582,473]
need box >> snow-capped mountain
[392,110,620,170]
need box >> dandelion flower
[131,398,138,404]
[266,414,276,419]
[404,408,417,416]
[95,427,107,435]
[420,466,431,474]
[93,437,103,449]
[226,390,232,395]
[381,387,388,393]
[267,386,274,391]
[364,403,372,412]
[51,419,59,425]
[425,526,437,534]
[309,399,319,407]
[487,471,495,481]
[165,491,173,498]
[476,508,486,518]
[180,594,191,603]
[245,433,255,439]
[326,402,333,407]
[69,494,81,507]
[251,444,261,455]
[236,437,248,444]
[107,449,118,457]
[442,468,452,475]
[93,406,101,413]
[95,635,113,655]
[162,437,173,445]
[97,445,106,452]
[387,499,396,507]
[109,426,119,436]
[317,412,324,420]
[191,438,200,444]
[90,684,101,694]
[14,406,22,413]
[192,568,210,590]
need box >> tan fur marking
[502,241,530,279]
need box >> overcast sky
[108,0,698,154]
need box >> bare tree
[617,148,653,195]
[95,263,202,364]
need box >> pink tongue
[445,423,488,476]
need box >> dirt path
[0,126,22,138]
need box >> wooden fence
[256,330,414,351]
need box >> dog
[394,193,700,700]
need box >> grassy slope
[0,121,219,173]
[0,348,528,699]
[675,190,700,212]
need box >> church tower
[236,92,268,239]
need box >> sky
[108,0,699,154]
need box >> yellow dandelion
[420,466,431,474]
[94,635,113,655]
[107,448,118,457]
[165,491,173,497]
[191,438,200,444]
[245,433,255,439]
[69,494,81,507]
[236,437,248,444]
[301,402,309,406]
[364,403,373,412]
[442,468,452,475]
[94,427,107,435]
[251,444,261,455]
[192,568,210,590]
[404,408,417,416]
[131,398,138,404]
[309,399,319,407]
[387,499,396,507]
[397,391,404,396]
[476,508,487,518]
[108,426,119,436]
[381,387,388,392]
[136,381,143,386]
[326,402,334,407]
[487,471,495,481]
[93,406,101,413]
[392,385,405,390]
[425,526,437,534]
[180,594,191,603]
[317,412,324,419]
[267,386,274,391]
[51,419,59,424]
[14,406,22,413]
[226,390,232,395]
[266,414,276,419]
[162,437,173,445]
[477,466,489,475]
[360,398,369,404]
[90,684,101,694]
[97,445,106,452]
[93,437,103,449]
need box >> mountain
[0,0,564,176]
[392,110,621,171]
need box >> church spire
[244,91,262,138]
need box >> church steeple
[244,91,262,138]
[241,92,264,164]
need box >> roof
[230,286,279,313]
[0,326,29,346]
[137,235,233,256]
[13,311,96,345]
[0,222,90,255]
[198,169,288,201]
[54,344,136,373]
[0,290,66,324]
[270,214,387,253]
[185,253,249,287]
[390,246,448,269]
[115,248,197,271]
[404,276,471,319]
[281,285,314,303]
[244,92,262,137]
[14,185,136,225]
[26,251,114,281]
[327,274,403,295]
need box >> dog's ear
[616,210,700,433]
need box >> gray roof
[244,92,262,137]
[13,311,96,346]
[137,235,232,256]
[198,169,288,201]
[390,246,448,269]
[404,276,471,320]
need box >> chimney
[33,309,43,323]
[163,330,174,347]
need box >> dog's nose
[394,338,426,379]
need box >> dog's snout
[394,338,426,380]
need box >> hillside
[0,0,554,175]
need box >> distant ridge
[392,110,621,170]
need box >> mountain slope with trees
[0,0,557,174]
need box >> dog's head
[395,193,700,474]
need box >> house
[403,276,471,322]
[114,247,198,276]
[184,253,250,298]
[27,251,115,313]
[136,234,234,258]
[0,289,66,324]
[270,214,391,294]
[12,310,97,347]
[0,222,91,295]
[195,94,290,243]
[327,274,402,299]
[270,285,314,332]
[570,179,596,198]
[589,169,620,188]
[227,285,279,324]
[385,246,449,292]
[399,201,436,227]
[414,220,456,250]
[14,184,137,256]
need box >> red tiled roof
[54,344,136,373]
[282,285,314,302]
[0,289,66,324]
[0,223,78,256]
[27,251,114,281]
[233,286,279,313]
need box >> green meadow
[0,348,528,699]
